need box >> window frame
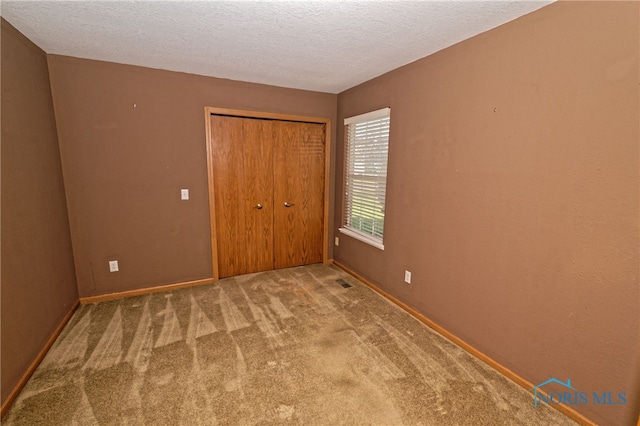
[339,107,390,251]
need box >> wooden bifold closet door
[210,115,325,278]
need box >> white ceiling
[1,0,553,94]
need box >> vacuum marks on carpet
[5,265,576,425]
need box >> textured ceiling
[1,1,553,94]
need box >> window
[339,107,390,250]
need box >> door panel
[211,115,274,277]
[273,121,325,269]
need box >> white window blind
[340,107,390,250]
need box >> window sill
[338,227,385,251]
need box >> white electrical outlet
[334,237,339,246]
[181,189,189,200]
[109,260,119,272]
[404,270,411,284]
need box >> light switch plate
[109,260,119,272]
[181,189,189,200]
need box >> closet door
[273,121,325,269]
[210,115,274,278]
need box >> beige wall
[334,2,639,425]
[47,56,337,298]
[1,19,79,403]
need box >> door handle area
[255,203,263,210]
[284,202,294,207]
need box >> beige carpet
[5,264,575,425]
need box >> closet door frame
[204,106,332,281]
